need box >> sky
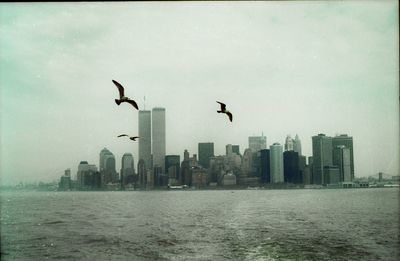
[0,1,398,185]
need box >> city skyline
[1,2,398,185]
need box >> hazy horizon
[1,1,399,185]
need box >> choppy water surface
[1,189,399,260]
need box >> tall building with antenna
[248,134,267,153]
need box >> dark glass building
[260,149,270,183]
[198,142,214,169]
[312,134,332,185]
[165,155,180,180]
[283,151,301,184]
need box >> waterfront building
[165,155,180,184]
[260,149,271,183]
[312,134,333,185]
[121,153,135,188]
[303,165,311,185]
[241,148,253,177]
[152,107,166,173]
[270,143,284,183]
[222,172,237,186]
[333,145,351,182]
[323,165,340,185]
[77,161,99,189]
[252,150,261,177]
[332,134,354,180]
[198,142,214,169]
[102,150,118,184]
[209,156,225,184]
[59,175,71,190]
[299,155,306,184]
[308,156,314,183]
[283,151,301,184]
[191,166,208,188]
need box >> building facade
[198,142,214,169]
[248,135,267,153]
[332,134,354,180]
[333,145,352,182]
[260,149,270,183]
[139,110,152,170]
[270,143,284,183]
[312,134,333,185]
[152,107,166,173]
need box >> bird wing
[125,99,139,110]
[131,136,140,141]
[112,80,125,98]
[216,101,226,110]
[226,112,233,122]
[118,134,129,137]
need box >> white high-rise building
[248,135,267,153]
[293,134,302,155]
[270,143,284,183]
[152,107,166,173]
[285,135,294,151]
[139,110,152,170]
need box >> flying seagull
[117,134,140,141]
[112,80,139,110]
[216,101,233,122]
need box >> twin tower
[138,108,166,173]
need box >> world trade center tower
[152,107,166,173]
[138,110,152,170]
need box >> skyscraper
[332,134,354,180]
[293,134,302,155]
[260,149,270,183]
[77,161,98,188]
[99,148,117,184]
[270,143,284,183]
[232,145,240,155]
[333,145,352,182]
[312,134,333,185]
[165,155,180,180]
[139,110,152,170]
[248,135,267,153]
[285,135,294,151]
[198,142,214,169]
[103,152,117,184]
[137,159,147,187]
[152,107,166,173]
[283,151,301,184]
[99,148,110,171]
[121,153,135,186]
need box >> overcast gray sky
[1,1,398,185]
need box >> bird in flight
[117,134,140,141]
[216,101,233,122]
[112,80,139,110]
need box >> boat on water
[167,185,188,190]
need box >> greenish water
[1,188,399,260]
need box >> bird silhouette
[117,134,140,141]
[217,101,233,122]
[112,80,139,110]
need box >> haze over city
[1,1,398,185]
